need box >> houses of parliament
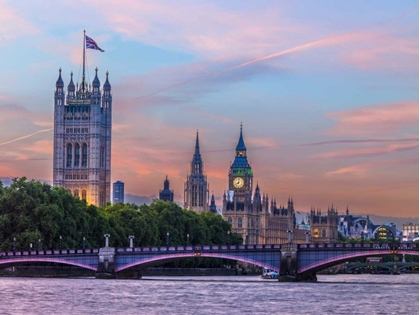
[52,67,337,245]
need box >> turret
[67,71,75,98]
[191,131,203,175]
[55,68,64,95]
[92,67,100,94]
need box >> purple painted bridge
[0,243,417,281]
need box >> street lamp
[38,239,42,251]
[186,233,190,246]
[245,232,248,245]
[361,231,364,243]
[104,234,110,247]
[29,243,32,253]
[166,232,170,247]
[305,231,310,244]
[59,235,62,251]
[287,230,292,244]
[13,237,16,253]
[129,235,135,248]
[83,237,86,250]
[227,231,231,246]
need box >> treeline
[0,178,242,253]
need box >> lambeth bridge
[0,242,418,281]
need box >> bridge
[346,262,418,274]
[0,242,418,281]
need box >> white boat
[261,269,279,279]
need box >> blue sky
[0,0,418,217]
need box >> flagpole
[83,30,86,92]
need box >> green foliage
[0,178,240,253]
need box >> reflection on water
[0,274,418,315]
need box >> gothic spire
[103,71,111,90]
[191,131,203,175]
[236,122,246,151]
[92,67,100,88]
[67,71,75,92]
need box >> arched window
[238,218,243,228]
[228,217,232,225]
[81,190,87,200]
[82,143,88,167]
[74,143,80,166]
[74,189,79,198]
[66,143,72,167]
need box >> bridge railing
[297,243,419,250]
[116,244,282,253]
[0,248,100,258]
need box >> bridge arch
[298,249,418,274]
[115,252,279,273]
[0,257,97,271]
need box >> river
[0,274,418,315]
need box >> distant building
[184,131,209,213]
[159,176,174,202]
[310,207,338,243]
[338,208,375,239]
[113,181,124,204]
[402,223,419,242]
[209,194,217,213]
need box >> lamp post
[166,232,170,247]
[287,230,292,244]
[29,243,32,253]
[245,232,248,245]
[227,231,231,246]
[361,231,364,244]
[104,234,110,247]
[129,235,135,248]
[186,233,190,246]
[38,239,42,251]
[305,231,310,244]
[13,237,16,254]
[83,237,86,250]
[59,235,62,252]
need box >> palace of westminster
[53,68,338,246]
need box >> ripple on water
[0,274,418,315]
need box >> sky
[0,0,418,218]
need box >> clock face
[233,177,244,189]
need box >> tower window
[74,189,79,198]
[100,146,105,168]
[82,190,87,200]
[228,217,232,225]
[74,143,80,166]
[66,143,72,167]
[238,218,242,228]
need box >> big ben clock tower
[223,123,258,244]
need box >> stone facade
[310,207,338,243]
[53,68,112,207]
[184,132,209,213]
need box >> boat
[261,269,279,279]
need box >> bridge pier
[278,244,298,282]
[96,247,116,279]
[278,244,317,282]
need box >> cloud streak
[0,128,53,146]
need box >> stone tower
[159,176,174,202]
[184,131,209,213]
[222,123,259,244]
[53,67,112,207]
[310,206,338,243]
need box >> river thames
[0,274,417,315]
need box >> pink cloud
[314,140,418,159]
[326,100,418,137]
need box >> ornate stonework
[53,68,112,206]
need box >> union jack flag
[85,35,104,52]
